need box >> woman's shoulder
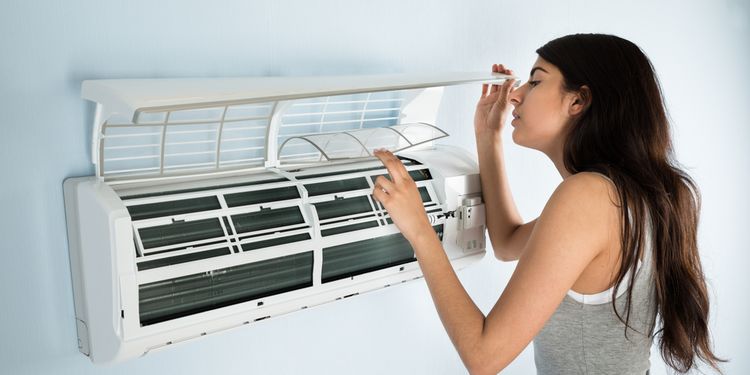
[567,170,613,183]
[546,171,621,220]
[531,171,623,262]
[558,170,617,193]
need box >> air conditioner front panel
[66,146,485,363]
[114,153,465,327]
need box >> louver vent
[139,251,314,326]
[322,225,443,283]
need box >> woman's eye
[528,80,540,87]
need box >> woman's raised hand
[372,149,435,246]
[474,64,516,136]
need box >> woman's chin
[511,128,522,145]
[510,129,536,150]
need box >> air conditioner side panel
[405,147,486,257]
[64,177,132,363]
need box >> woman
[371,34,724,374]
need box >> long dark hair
[536,34,725,373]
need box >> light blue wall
[1,1,748,374]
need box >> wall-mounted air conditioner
[63,72,516,363]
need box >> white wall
[0,1,747,374]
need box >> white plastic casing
[62,73,513,363]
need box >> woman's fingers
[372,178,390,204]
[372,184,389,205]
[497,64,515,102]
[488,64,498,95]
[492,63,513,94]
[481,64,514,101]
[374,175,395,195]
[374,149,408,182]
[495,78,515,107]
[372,151,409,206]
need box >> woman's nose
[508,85,523,106]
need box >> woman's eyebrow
[529,66,549,77]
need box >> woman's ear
[569,85,591,116]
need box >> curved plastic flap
[277,122,448,162]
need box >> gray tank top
[534,190,657,374]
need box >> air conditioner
[63,72,516,363]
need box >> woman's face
[508,56,579,156]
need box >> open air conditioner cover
[64,72,514,363]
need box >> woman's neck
[545,143,572,180]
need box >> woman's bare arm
[474,64,535,261]
[476,134,537,261]
[372,152,615,374]
[372,159,615,374]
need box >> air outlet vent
[139,251,314,326]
